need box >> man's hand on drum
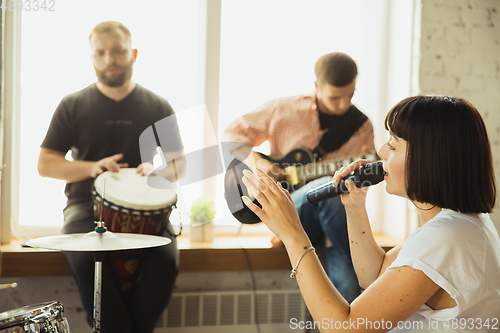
[136,162,156,177]
[91,153,128,178]
[137,151,187,182]
[241,169,307,246]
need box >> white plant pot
[190,222,214,242]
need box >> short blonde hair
[89,21,132,44]
[314,52,358,87]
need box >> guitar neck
[291,151,378,182]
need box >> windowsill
[0,232,403,278]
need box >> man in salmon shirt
[223,52,375,303]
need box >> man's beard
[95,59,134,87]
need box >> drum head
[94,168,177,210]
[0,301,59,327]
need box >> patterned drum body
[91,168,177,292]
[92,168,177,236]
[0,301,70,333]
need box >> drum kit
[0,169,178,333]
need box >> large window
[5,0,417,240]
[215,0,416,235]
[14,0,207,236]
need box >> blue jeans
[291,176,361,303]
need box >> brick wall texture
[419,0,500,223]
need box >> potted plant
[189,195,216,242]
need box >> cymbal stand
[93,179,108,333]
[92,249,106,333]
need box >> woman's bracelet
[290,246,315,279]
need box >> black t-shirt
[314,104,367,159]
[41,83,184,205]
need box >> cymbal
[26,231,171,252]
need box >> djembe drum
[92,168,177,294]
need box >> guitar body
[224,148,316,224]
[224,157,262,224]
[224,147,377,224]
[258,148,315,191]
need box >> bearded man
[38,21,185,332]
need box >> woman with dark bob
[241,95,500,332]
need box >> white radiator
[154,290,308,333]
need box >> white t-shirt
[388,209,500,332]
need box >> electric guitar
[224,147,378,224]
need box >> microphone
[306,161,385,204]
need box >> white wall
[417,0,500,231]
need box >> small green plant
[190,195,216,224]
